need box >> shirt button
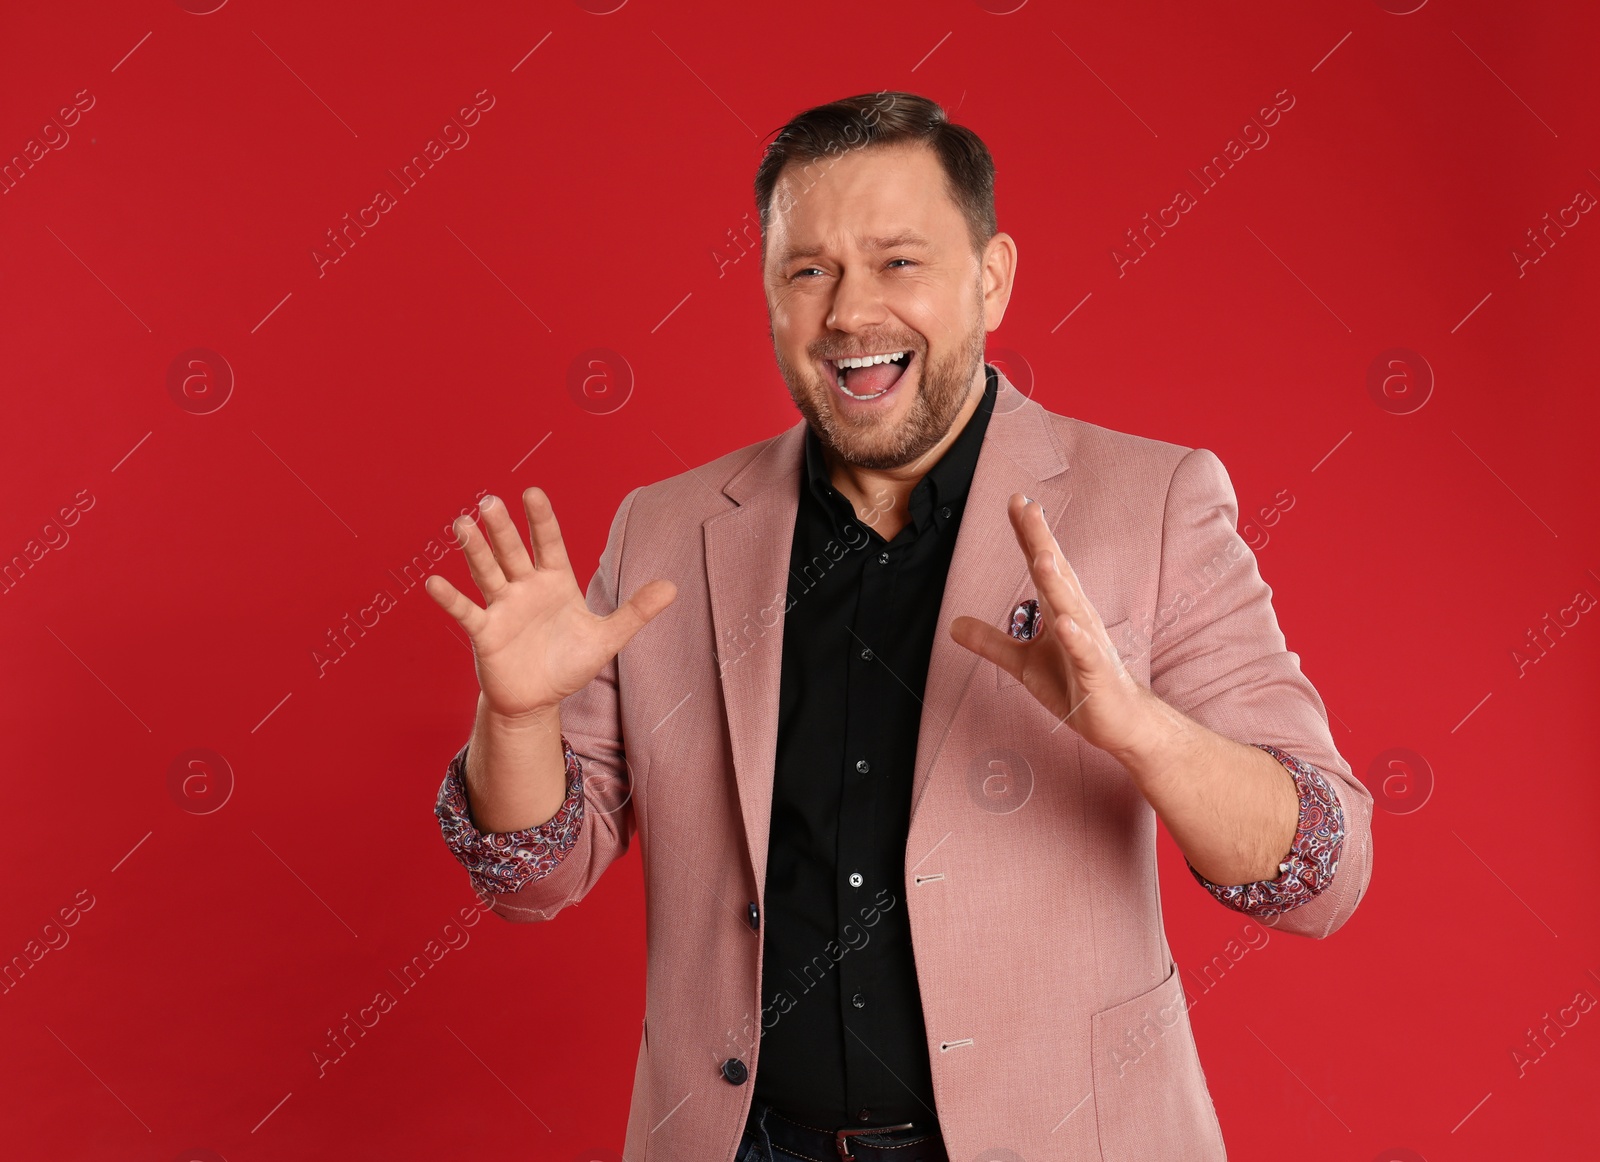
[941,505,951,519]
[855,759,870,774]
[848,872,863,887]
[720,1057,749,1085]
[852,993,866,1009]
[878,551,889,564]
[747,901,759,930]
[857,1108,873,1123]
[859,647,873,661]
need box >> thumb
[601,578,678,649]
[950,615,1026,681]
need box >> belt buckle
[835,1122,914,1161]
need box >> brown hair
[754,91,997,258]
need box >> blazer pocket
[998,617,1138,689]
[1089,961,1226,1161]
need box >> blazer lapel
[704,423,806,889]
[907,371,1073,824]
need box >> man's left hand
[950,493,1159,760]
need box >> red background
[2,1,1597,1159]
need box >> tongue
[846,359,906,397]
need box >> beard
[773,299,988,473]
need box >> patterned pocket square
[1008,598,1040,641]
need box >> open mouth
[825,350,913,401]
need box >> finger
[1008,492,1069,578]
[522,487,572,576]
[1010,497,1101,630]
[599,578,678,652]
[949,614,1028,679]
[1029,548,1092,633]
[1035,544,1096,628]
[422,573,488,637]
[1030,550,1112,669]
[1007,494,1066,620]
[477,494,534,581]
[452,513,509,599]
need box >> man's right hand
[423,487,674,835]
[424,487,676,723]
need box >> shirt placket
[835,529,900,1115]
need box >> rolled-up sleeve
[1186,744,1346,917]
[1151,446,1373,938]
[435,735,585,897]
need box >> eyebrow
[776,231,934,264]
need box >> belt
[746,1104,949,1162]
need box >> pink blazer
[478,369,1374,1160]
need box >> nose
[825,263,888,335]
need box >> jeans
[733,1129,782,1162]
[733,1112,804,1162]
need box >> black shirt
[754,365,998,1126]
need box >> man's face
[763,140,1005,472]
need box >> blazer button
[720,1057,749,1085]
[747,901,760,930]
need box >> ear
[981,232,1018,333]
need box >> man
[425,92,1372,1162]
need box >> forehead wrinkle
[774,229,937,266]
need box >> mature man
[425,92,1372,1162]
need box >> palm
[465,567,603,718]
[424,488,676,720]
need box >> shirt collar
[803,363,998,537]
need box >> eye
[790,267,824,280]
[886,258,915,269]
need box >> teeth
[834,350,910,369]
[840,380,888,399]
